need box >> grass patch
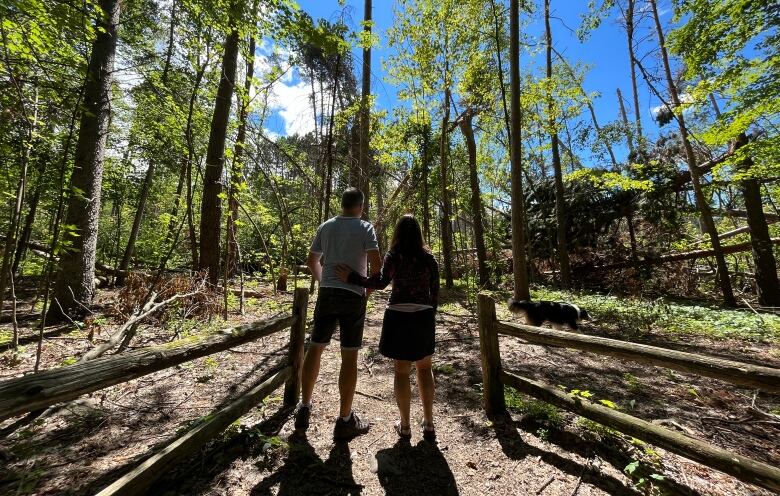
[527,287,780,343]
[504,386,565,427]
[0,329,12,346]
[433,363,455,375]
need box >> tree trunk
[358,0,372,220]
[439,88,455,288]
[322,55,341,220]
[12,164,44,275]
[47,0,121,320]
[625,0,643,151]
[421,124,431,244]
[742,176,780,305]
[545,0,571,289]
[227,33,256,279]
[0,85,37,309]
[650,0,735,306]
[510,0,530,301]
[117,163,154,285]
[616,87,635,156]
[460,111,490,289]
[198,23,240,285]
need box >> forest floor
[0,281,779,496]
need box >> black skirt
[379,308,435,361]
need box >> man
[295,188,381,440]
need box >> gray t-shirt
[310,216,379,295]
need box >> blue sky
[264,0,674,163]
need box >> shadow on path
[251,433,362,495]
[490,413,702,496]
[375,439,458,496]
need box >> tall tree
[510,0,530,301]
[47,0,121,319]
[669,0,780,305]
[358,0,372,219]
[545,0,571,288]
[459,110,491,288]
[198,4,242,285]
[649,0,735,306]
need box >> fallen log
[501,371,780,493]
[0,314,296,421]
[96,367,291,496]
[496,322,780,393]
[582,238,780,272]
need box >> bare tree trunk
[460,111,490,288]
[48,0,121,320]
[322,55,341,220]
[421,125,431,244]
[199,16,241,285]
[358,0,372,220]
[227,32,256,279]
[0,83,37,309]
[165,55,207,268]
[117,163,153,285]
[510,0,530,301]
[616,87,635,156]
[545,0,571,289]
[649,0,735,306]
[12,163,44,275]
[439,88,455,288]
[624,0,643,150]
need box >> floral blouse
[347,250,440,309]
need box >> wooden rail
[476,293,780,493]
[96,367,293,496]
[495,321,780,393]
[1,289,309,490]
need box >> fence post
[284,288,309,406]
[477,292,505,415]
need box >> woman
[336,215,439,441]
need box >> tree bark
[358,0,373,220]
[624,0,643,151]
[650,0,735,306]
[545,0,571,289]
[742,176,780,305]
[510,0,530,301]
[460,111,490,288]
[439,88,455,288]
[198,20,241,285]
[616,87,634,155]
[117,163,154,285]
[47,0,121,320]
[227,33,257,279]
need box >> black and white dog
[508,299,590,331]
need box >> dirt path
[1,287,777,495]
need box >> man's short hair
[341,188,364,210]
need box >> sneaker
[294,405,311,431]
[333,411,370,440]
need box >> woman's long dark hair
[390,215,428,256]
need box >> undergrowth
[515,287,780,343]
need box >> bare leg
[415,355,435,427]
[339,349,359,417]
[301,344,325,405]
[394,360,412,428]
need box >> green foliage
[532,287,780,342]
[505,386,565,427]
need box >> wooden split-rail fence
[0,288,310,496]
[476,293,780,493]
